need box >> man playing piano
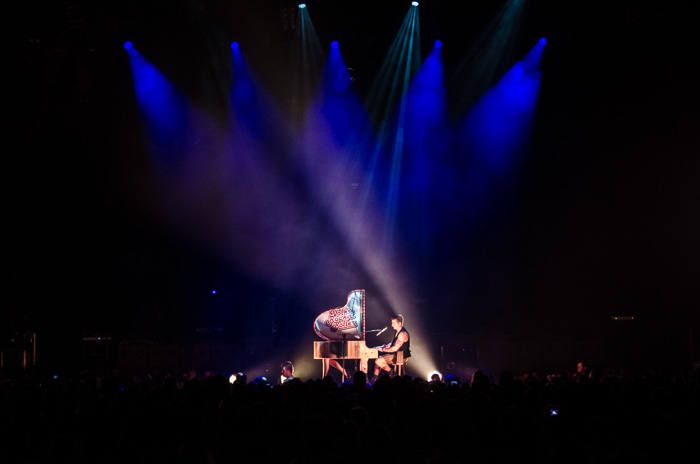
[369,314,410,383]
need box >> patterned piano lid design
[313,289,365,341]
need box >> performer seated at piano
[370,314,410,383]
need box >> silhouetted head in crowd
[253,376,269,386]
[471,369,490,392]
[353,370,367,388]
[499,370,514,386]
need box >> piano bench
[394,352,409,377]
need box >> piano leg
[360,357,369,374]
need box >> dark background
[5,0,700,374]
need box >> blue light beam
[456,39,546,174]
[126,46,189,147]
[229,45,283,143]
[401,41,448,256]
[318,42,374,152]
[293,2,324,124]
[363,4,421,253]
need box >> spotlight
[123,41,133,50]
[231,42,239,50]
[331,41,339,49]
[228,373,237,384]
[434,40,442,48]
[299,3,306,8]
[428,371,442,382]
[539,37,547,46]
[412,1,419,6]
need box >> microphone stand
[341,333,346,383]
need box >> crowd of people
[0,361,698,464]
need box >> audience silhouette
[0,361,697,463]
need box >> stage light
[127,46,189,146]
[299,3,306,8]
[331,41,339,49]
[435,40,442,48]
[412,1,419,6]
[428,371,442,382]
[123,41,133,50]
[229,373,237,384]
[539,37,547,46]
[211,290,217,294]
[231,42,239,50]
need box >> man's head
[280,361,294,378]
[390,314,404,331]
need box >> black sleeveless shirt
[390,327,411,358]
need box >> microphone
[376,326,388,336]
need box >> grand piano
[312,289,380,379]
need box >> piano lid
[313,289,365,341]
